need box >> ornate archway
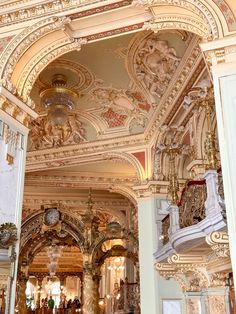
[0,0,233,105]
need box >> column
[36,277,43,311]
[93,272,101,314]
[83,267,96,314]
[17,276,27,314]
[137,195,159,314]
[0,87,37,313]
[201,35,236,289]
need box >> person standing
[48,296,55,314]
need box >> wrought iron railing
[114,279,140,313]
[177,179,207,229]
[161,214,170,245]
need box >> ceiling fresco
[29,30,195,151]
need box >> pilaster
[136,193,159,314]
[83,266,97,314]
[201,34,236,290]
[0,87,37,313]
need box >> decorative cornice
[0,0,133,28]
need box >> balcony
[155,169,226,262]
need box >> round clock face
[44,208,60,226]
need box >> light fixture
[40,74,79,126]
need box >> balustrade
[161,214,170,245]
[178,179,207,229]
[160,169,226,246]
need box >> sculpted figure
[135,36,181,98]
[29,115,86,150]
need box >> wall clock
[44,207,60,226]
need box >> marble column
[137,196,159,314]
[0,87,37,313]
[83,268,96,314]
[17,276,27,314]
[93,272,101,314]
[201,35,236,289]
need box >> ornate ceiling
[29,246,83,274]
[28,30,196,150]
[9,0,232,277]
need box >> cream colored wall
[158,276,185,313]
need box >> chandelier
[40,74,79,126]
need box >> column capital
[200,34,236,66]
[133,180,169,198]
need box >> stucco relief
[186,299,200,314]
[206,296,226,314]
[91,87,149,128]
[134,35,181,101]
[29,114,86,150]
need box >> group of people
[38,296,81,313]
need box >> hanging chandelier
[40,74,79,126]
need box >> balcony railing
[178,180,207,229]
[155,169,226,261]
[161,214,170,245]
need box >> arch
[102,151,145,182]
[96,245,138,267]
[109,185,137,206]
[0,1,233,107]
[138,0,234,39]
[20,211,86,258]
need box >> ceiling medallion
[40,74,79,126]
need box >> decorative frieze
[0,121,24,164]
[0,0,133,28]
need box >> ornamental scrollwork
[206,231,230,258]
[0,223,17,249]
[179,182,207,228]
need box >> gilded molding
[143,18,207,39]
[0,0,132,28]
[206,231,230,258]
[156,254,229,292]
